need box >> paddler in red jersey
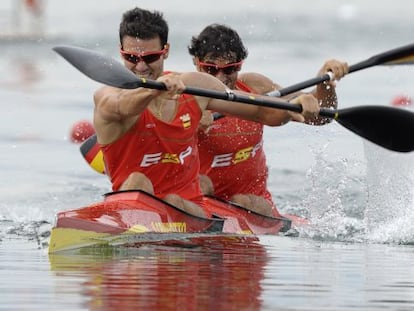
[94,7,330,218]
[188,24,349,217]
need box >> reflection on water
[46,236,414,311]
[1,235,414,310]
[49,237,268,311]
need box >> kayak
[48,190,293,253]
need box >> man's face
[196,52,241,89]
[120,36,169,80]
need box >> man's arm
[181,71,318,127]
[310,59,349,125]
[93,74,186,144]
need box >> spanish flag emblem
[180,113,191,129]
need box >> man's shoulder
[238,72,271,84]
[238,72,279,95]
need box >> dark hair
[188,24,248,61]
[119,7,169,47]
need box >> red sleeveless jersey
[101,94,203,204]
[198,80,275,207]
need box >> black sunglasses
[198,60,243,76]
[120,48,167,64]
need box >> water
[1,0,414,309]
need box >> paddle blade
[53,45,140,89]
[379,43,414,66]
[383,54,414,65]
[335,106,414,152]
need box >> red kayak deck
[49,190,292,253]
[56,190,223,234]
[202,195,291,234]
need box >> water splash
[296,141,414,244]
[367,211,414,244]
[4,220,51,249]
[0,202,52,249]
[296,143,366,242]
[364,141,414,244]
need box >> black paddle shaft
[272,42,414,97]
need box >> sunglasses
[120,47,167,64]
[198,60,243,76]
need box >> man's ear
[163,43,170,59]
[193,57,201,70]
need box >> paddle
[54,45,414,155]
[268,42,414,97]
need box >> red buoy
[69,120,95,143]
[391,95,412,107]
